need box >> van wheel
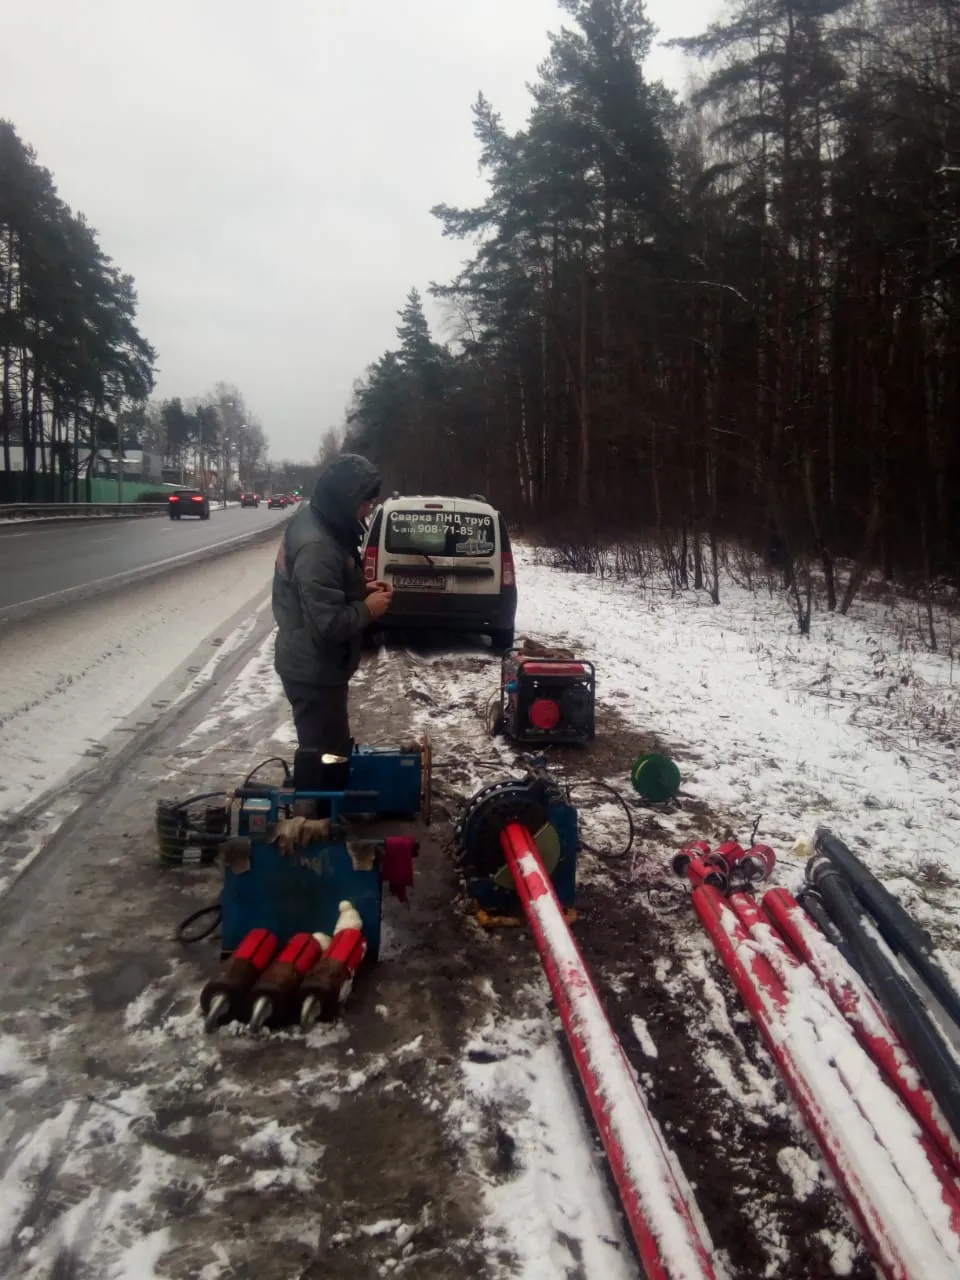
[491,628,514,654]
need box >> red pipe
[694,883,960,1278]
[730,891,960,1230]
[763,886,960,1182]
[500,822,717,1280]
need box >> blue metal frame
[220,740,422,959]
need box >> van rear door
[381,501,501,597]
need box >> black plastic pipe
[816,827,960,1031]
[796,886,862,975]
[807,853,960,1143]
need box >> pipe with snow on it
[499,821,719,1280]
[734,891,960,1248]
[816,828,960,1031]
[765,886,960,1186]
[694,881,960,1278]
[807,854,960,1146]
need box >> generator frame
[500,654,596,745]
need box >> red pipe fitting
[671,840,711,877]
[711,841,746,874]
[686,856,728,892]
[740,844,777,882]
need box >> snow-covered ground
[390,544,960,1275]
[0,537,957,1279]
[515,545,959,929]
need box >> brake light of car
[501,551,516,587]
[168,495,177,502]
[191,495,203,502]
[363,544,379,582]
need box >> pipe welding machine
[455,767,580,924]
[162,737,431,1032]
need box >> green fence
[89,478,170,503]
[0,474,173,504]
[0,472,59,503]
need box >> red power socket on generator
[499,650,596,745]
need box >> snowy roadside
[0,541,278,893]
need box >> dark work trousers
[281,680,352,756]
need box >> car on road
[268,494,287,509]
[361,494,517,650]
[168,489,211,520]
[240,492,260,508]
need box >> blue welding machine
[220,741,427,959]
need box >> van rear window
[385,510,496,557]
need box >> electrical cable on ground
[568,780,636,860]
[177,901,221,944]
[241,757,291,789]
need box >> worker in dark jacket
[272,453,392,752]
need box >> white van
[361,494,517,650]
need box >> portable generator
[455,768,579,921]
[499,650,596,745]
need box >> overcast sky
[4,0,720,459]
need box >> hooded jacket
[272,453,381,686]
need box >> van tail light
[363,544,379,583]
[501,552,516,588]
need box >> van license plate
[394,574,447,591]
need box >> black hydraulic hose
[816,827,960,1031]
[807,853,960,1143]
[796,886,862,976]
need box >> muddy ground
[0,616,873,1278]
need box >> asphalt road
[0,504,291,621]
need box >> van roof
[381,494,497,514]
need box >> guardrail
[0,502,167,521]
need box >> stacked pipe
[804,829,960,1153]
[676,838,960,1279]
